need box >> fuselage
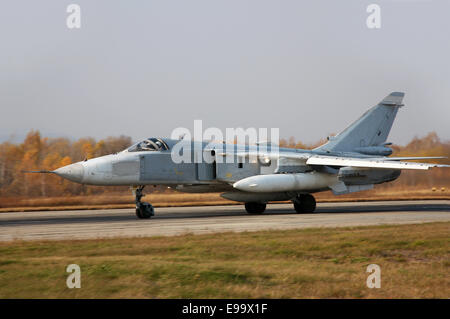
[53,138,400,196]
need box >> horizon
[1,128,447,149]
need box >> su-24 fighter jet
[27,92,449,218]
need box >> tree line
[0,130,448,198]
[0,130,132,197]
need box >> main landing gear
[244,194,316,215]
[244,202,266,214]
[293,194,316,214]
[133,186,154,219]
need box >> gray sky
[1,0,449,145]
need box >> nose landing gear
[133,186,154,219]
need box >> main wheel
[293,194,316,213]
[136,202,154,219]
[245,202,266,214]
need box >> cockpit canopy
[127,138,169,152]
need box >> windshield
[127,138,169,152]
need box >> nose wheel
[133,186,154,219]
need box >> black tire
[136,202,154,219]
[135,207,143,219]
[293,194,316,214]
[245,202,266,214]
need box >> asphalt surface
[0,200,449,241]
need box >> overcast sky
[1,0,449,145]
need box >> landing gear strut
[245,202,266,214]
[133,186,154,219]
[293,194,316,214]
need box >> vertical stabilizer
[314,92,404,153]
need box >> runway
[0,200,449,241]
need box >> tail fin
[315,92,404,153]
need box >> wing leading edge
[306,155,449,170]
[220,150,448,170]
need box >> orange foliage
[0,130,448,199]
[0,131,131,197]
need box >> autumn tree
[0,129,448,199]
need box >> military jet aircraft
[28,92,448,218]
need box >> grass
[0,222,448,298]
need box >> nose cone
[54,163,85,183]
